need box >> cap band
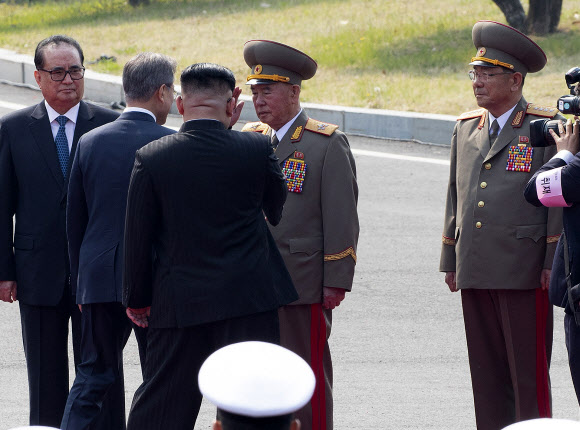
[246,73,290,83]
[471,56,514,70]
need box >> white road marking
[0,101,27,111]
[0,101,451,165]
[352,148,450,166]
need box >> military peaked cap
[470,20,547,76]
[244,40,318,86]
[198,341,315,419]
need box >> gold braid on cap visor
[471,57,514,70]
[246,74,290,83]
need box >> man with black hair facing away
[123,62,297,429]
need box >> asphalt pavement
[0,82,578,429]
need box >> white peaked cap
[198,341,315,418]
[503,419,580,429]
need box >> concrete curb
[0,48,456,145]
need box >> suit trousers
[126,309,280,430]
[564,312,580,404]
[61,302,146,430]
[18,283,82,427]
[461,288,553,430]
[279,304,333,430]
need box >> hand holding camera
[549,117,580,154]
[531,67,580,147]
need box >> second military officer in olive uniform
[440,21,563,430]
[242,40,359,430]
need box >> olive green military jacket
[440,97,563,290]
[243,110,359,304]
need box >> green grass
[2,0,580,115]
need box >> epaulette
[304,118,339,136]
[457,108,486,121]
[526,103,559,118]
[241,122,270,134]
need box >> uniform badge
[282,158,307,193]
[294,151,304,159]
[506,145,533,172]
[477,47,486,57]
[519,136,529,144]
[254,65,263,74]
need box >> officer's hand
[550,117,580,154]
[540,269,551,291]
[0,280,17,303]
[126,307,151,328]
[445,272,457,292]
[323,287,346,310]
[229,87,245,128]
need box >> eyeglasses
[468,69,514,82]
[37,67,85,82]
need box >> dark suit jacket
[525,152,580,312]
[67,111,176,304]
[122,119,297,328]
[0,100,119,306]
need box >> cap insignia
[254,65,263,75]
[477,47,486,57]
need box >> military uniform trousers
[461,288,553,430]
[279,304,333,430]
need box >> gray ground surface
[0,82,578,429]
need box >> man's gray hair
[123,52,177,102]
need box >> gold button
[478,201,485,208]
[481,182,487,189]
[485,163,492,170]
[476,222,482,228]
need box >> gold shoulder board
[456,108,486,121]
[305,118,339,136]
[526,104,559,118]
[241,122,270,133]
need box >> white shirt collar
[275,109,303,141]
[45,101,80,125]
[488,103,518,133]
[124,107,156,122]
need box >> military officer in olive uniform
[241,40,359,430]
[440,21,563,430]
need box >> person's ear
[34,70,42,89]
[511,72,523,92]
[176,95,185,115]
[291,418,301,430]
[212,420,223,430]
[225,96,236,118]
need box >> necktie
[489,119,500,147]
[55,115,70,177]
[271,133,279,149]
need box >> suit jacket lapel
[29,102,65,188]
[477,114,490,161]
[71,101,93,173]
[275,110,308,165]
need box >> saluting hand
[229,86,245,128]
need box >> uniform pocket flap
[289,237,324,255]
[13,234,33,250]
[516,224,546,243]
